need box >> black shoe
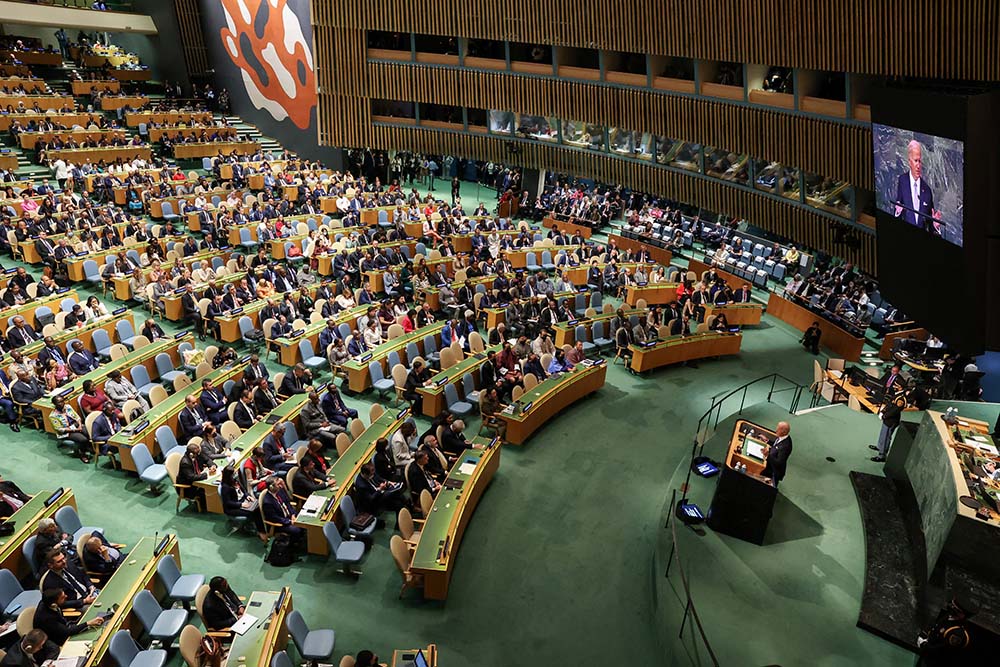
[8,423,19,432]
[870,455,886,463]
[868,445,879,451]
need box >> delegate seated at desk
[39,548,97,610]
[201,576,245,631]
[405,450,441,504]
[33,589,105,646]
[1,629,60,667]
[179,394,213,444]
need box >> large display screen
[873,124,965,247]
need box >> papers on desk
[965,436,999,456]
[745,439,766,460]
[458,460,478,476]
[829,369,843,379]
[231,613,258,636]
[58,642,91,658]
[47,658,85,667]
[300,495,325,515]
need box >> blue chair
[322,522,364,576]
[443,383,472,416]
[55,506,102,543]
[377,210,390,228]
[60,298,76,313]
[461,372,480,407]
[590,291,602,310]
[753,269,768,288]
[155,425,182,459]
[574,292,588,316]
[34,306,54,328]
[540,250,556,271]
[404,342,419,365]
[116,320,139,348]
[132,444,167,494]
[337,323,351,340]
[0,568,41,616]
[155,555,204,609]
[387,350,401,369]
[414,242,426,256]
[109,631,167,667]
[126,249,142,268]
[298,339,327,372]
[271,652,294,667]
[306,218,318,231]
[400,246,411,260]
[369,361,394,400]
[132,589,188,645]
[771,262,785,281]
[239,316,261,348]
[422,335,440,366]
[154,353,186,386]
[238,227,258,252]
[160,202,180,223]
[83,259,102,287]
[525,252,540,271]
[339,495,375,540]
[286,611,336,667]
[130,365,159,399]
[575,326,596,354]
[22,536,39,578]
[591,320,613,352]
[201,158,212,170]
[282,421,309,451]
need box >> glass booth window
[515,114,558,141]
[609,128,652,160]
[656,138,701,172]
[488,110,514,135]
[804,172,853,218]
[704,147,748,183]
[753,160,800,201]
[561,120,605,150]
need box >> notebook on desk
[230,613,258,635]
[300,495,325,515]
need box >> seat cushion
[127,648,168,667]
[336,541,365,563]
[168,573,205,600]
[301,629,336,659]
[449,400,473,415]
[373,379,394,391]
[5,589,41,615]
[139,464,168,485]
[149,608,188,639]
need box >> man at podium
[761,421,793,487]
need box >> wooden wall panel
[313,0,1000,80]
[173,0,210,77]
[360,62,871,185]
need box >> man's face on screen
[908,145,922,179]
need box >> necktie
[59,568,88,596]
[913,181,919,211]
[887,374,895,388]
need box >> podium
[707,420,778,544]
[498,199,520,219]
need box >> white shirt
[390,430,414,467]
[909,174,921,208]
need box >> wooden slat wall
[358,124,876,271]
[173,0,210,77]
[313,0,1000,79]
[363,62,871,185]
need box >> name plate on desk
[435,377,448,387]
[112,307,127,316]
[230,307,244,315]
[174,331,189,339]
[359,352,373,362]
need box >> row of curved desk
[499,361,608,445]
[0,488,77,579]
[629,332,743,373]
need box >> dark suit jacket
[761,436,793,484]
[11,379,42,404]
[254,387,279,415]
[233,401,257,429]
[261,491,293,526]
[278,373,305,397]
[1,639,59,666]
[178,406,209,439]
[894,172,937,232]
[202,588,242,630]
[68,349,99,375]
[199,389,227,422]
[8,325,38,348]
[405,462,435,502]
[39,564,92,609]
[90,413,121,444]
[177,451,212,486]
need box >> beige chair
[220,420,242,442]
[540,353,553,370]
[335,432,352,457]
[338,657,356,667]
[636,298,647,310]
[397,507,423,549]
[369,403,385,422]
[262,317,277,359]
[286,467,307,508]
[131,334,151,350]
[195,361,212,379]
[391,363,409,404]
[439,347,455,370]
[584,307,597,318]
[179,625,203,667]
[15,606,35,637]
[42,323,59,337]
[522,373,538,391]
[120,399,142,424]
[349,418,365,440]
[468,332,485,354]
[602,302,615,314]
[148,384,168,406]
[449,340,463,360]
[657,325,671,339]
[386,323,404,340]
[108,343,129,360]
[389,535,422,599]
[273,372,286,394]
[848,395,862,412]
[204,345,219,366]
[827,358,846,372]
[419,489,434,517]
[511,385,524,401]
[695,322,710,334]
[165,451,202,512]
[174,374,192,392]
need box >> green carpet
[0,181,916,665]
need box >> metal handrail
[682,373,806,503]
[664,489,720,666]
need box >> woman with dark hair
[220,466,266,541]
[710,312,730,332]
[373,437,398,482]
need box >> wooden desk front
[0,95,73,110]
[172,141,260,159]
[411,442,500,598]
[608,233,673,266]
[0,113,100,131]
[766,292,866,361]
[19,129,127,150]
[124,111,213,127]
[624,282,681,306]
[47,146,151,165]
[543,214,592,239]
[629,332,742,373]
[0,489,76,579]
[702,302,763,326]
[687,258,746,292]
[499,362,607,445]
[99,96,149,111]
[70,80,120,95]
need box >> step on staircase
[219,114,283,154]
